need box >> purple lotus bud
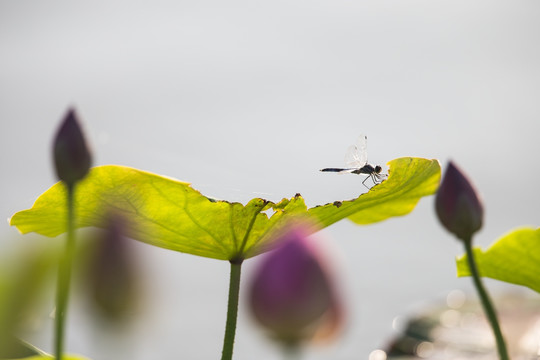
[248,223,343,346]
[435,161,483,242]
[86,213,139,323]
[53,108,92,185]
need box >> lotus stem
[464,237,509,360]
[55,184,76,360]
[221,260,243,360]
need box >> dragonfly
[320,135,387,189]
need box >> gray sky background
[1,1,540,359]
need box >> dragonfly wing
[357,134,368,166]
[344,145,362,168]
[344,135,368,168]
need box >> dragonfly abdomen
[320,168,350,172]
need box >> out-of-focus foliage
[0,338,43,359]
[12,355,92,360]
[0,230,137,359]
[11,157,439,261]
[456,227,540,293]
[0,245,57,359]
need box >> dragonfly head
[374,165,382,174]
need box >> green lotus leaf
[456,227,540,293]
[10,166,309,260]
[10,157,440,261]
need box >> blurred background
[1,1,539,359]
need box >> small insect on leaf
[320,135,387,189]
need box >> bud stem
[463,238,509,360]
[221,260,243,360]
[282,343,301,360]
[55,183,76,360]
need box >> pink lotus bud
[53,108,92,185]
[435,161,483,242]
[248,223,343,346]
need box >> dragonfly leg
[362,176,371,190]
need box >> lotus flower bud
[86,214,139,323]
[53,108,92,185]
[435,161,483,242]
[248,223,343,346]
